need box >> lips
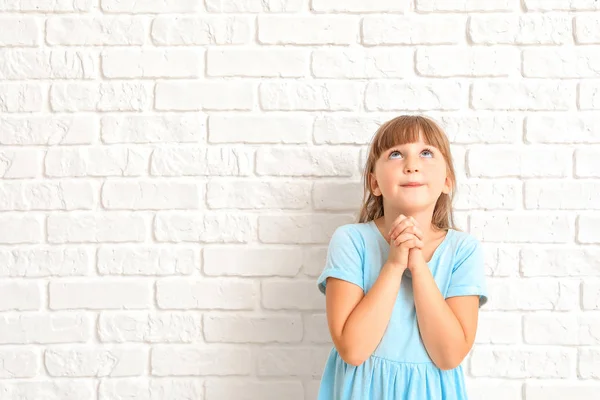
[401,183,424,187]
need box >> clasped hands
[386,214,427,273]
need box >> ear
[370,172,382,196]
[442,175,452,195]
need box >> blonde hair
[357,115,459,231]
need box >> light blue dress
[316,220,488,400]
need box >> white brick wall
[0,0,599,399]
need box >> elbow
[336,344,367,367]
[434,352,464,371]
[340,351,366,367]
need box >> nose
[404,157,420,173]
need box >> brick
[0,348,38,378]
[262,280,324,310]
[101,181,202,210]
[208,48,308,77]
[0,148,42,178]
[312,181,362,211]
[576,148,600,177]
[0,381,92,398]
[417,47,518,77]
[416,0,515,12]
[207,0,302,11]
[256,147,357,177]
[312,0,406,12]
[312,48,410,79]
[204,314,302,343]
[579,215,600,243]
[46,146,148,177]
[102,49,203,78]
[454,181,518,210]
[469,15,571,44]
[524,48,600,78]
[485,279,578,310]
[152,346,252,376]
[97,246,197,276]
[575,15,600,44]
[366,81,463,111]
[0,115,96,145]
[526,382,600,400]
[526,115,600,143]
[579,348,600,378]
[257,347,330,376]
[45,346,147,377]
[471,81,574,110]
[0,313,90,344]
[205,380,303,400]
[258,214,355,244]
[521,247,600,277]
[0,181,96,211]
[471,214,572,243]
[313,115,384,145]
[475,313,521,344]
[154,213,255,243]
[304,314,330,344]
[49,280,151,310]
[151,147,253,177]
[363,15,464,45]
[209,115,311,144]
[260,81,361,111]
[525,0,600,11]
[583,282,600,310]
[0,17,40,46]
[98,311,202,342]
[207,180,311,209]
[468,146,571,178]
[101,114,206,144]
[204,247,303,277]
[0,247,91,277]
[152,16,252,45]
[0,1,92,11]
[579,82,600,109]
[156,81,254,111]
[482,244,519,277]
[470,346,573,378]
[100,379,203,399]
[258,16,359,45]
[156,279,257,310]
[0,281,41,311]
[525,181,600,210]
[0,215,42,244]
[101,0,199,12]
[0,83,43,112]
[47,16,146,45]
[0,49,96,80]
[47,213,147,243]
[50,82,152,112]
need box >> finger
[388,214,406,236]
[409,225,424,241]
[390,218,415,240]
[393,232,417,247]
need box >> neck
[381,204,440,243]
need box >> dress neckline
[368,219,453,265]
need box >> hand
[386,215,424,271]
[406,219,427,273]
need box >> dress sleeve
[316,225,364,295]
[445,236,489,307]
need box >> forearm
[340,262,405,366]
[411,265,467,370]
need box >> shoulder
[447,229,484,268]
[330,222,370,248]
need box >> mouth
[401,183,424,187]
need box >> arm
[325,262,405,367]
[410,254,480,370]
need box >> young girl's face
[370,134,451,211]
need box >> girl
[316,115,488,399]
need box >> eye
[422,148,434,157]
[389,150,402,159]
